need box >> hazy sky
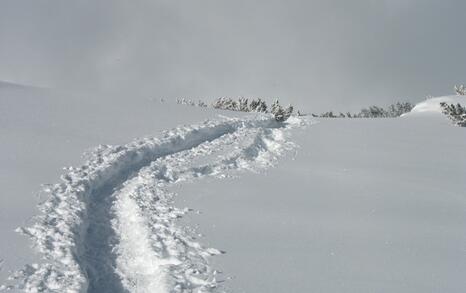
[1,0,466,111]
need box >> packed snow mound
[407,95,466,116]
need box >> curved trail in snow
[9,115,306,293]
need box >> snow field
[8,115,305,292]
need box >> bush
[387,102,414,117]
[250,98,268,113]
[212,97,237,111]
[238,97,249,112]
[454,85,466,96]
[210,97,294,122]
[177,97,196,106]
[313,101,413,118]
[440,102,466,127]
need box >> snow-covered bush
[249,98,268,113]
[272,105,285,122]
[314,102,413,118]
[212,97,238,111]
[176,98,196,106]
[387,102,414,117]
[320,111,336,118]
[359,105,388,118]
[211,97,226,109]
[440,102,466,127]
[212,97,293,122]
[224,99,238,111]
[176,98,207,107]
[454,84,466,96]
[197,100,208,107]
[270,99,280,115]
[285,105,293,120]
[191,96,295,122]
[238,97,249,112]
[270,101,293,122]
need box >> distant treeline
[176,97,296,122]
[312,102,414,118]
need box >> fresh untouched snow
[175,98,466,292]
[1,88,465,293]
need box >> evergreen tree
[255,99,268,113]
[455,84,466,96]
[249,99,260,112]
[212,97,226,109]
[273,105,286,122]
[271,99,280,114]
[440,102,466,126]
[284,105,294,120]
[238,97,249,112]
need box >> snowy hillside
[407,95,466,116]
[176,99,466,293]
[1,88,465,292]
[0,84,302,291]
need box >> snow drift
[407,95,466,116]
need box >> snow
[1,85,465,292]
[406,95,466,116]
[176,116,466,293]
[0,83,302,291]
[0,83,224,290]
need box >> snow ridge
[9,115,305,292]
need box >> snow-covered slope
[0,84,302,292]
[176,104,466,292]
[406,95,466,116]
[1,89,465,293]
[0,83,226,289]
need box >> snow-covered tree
[249,99,259,112]
[212,97,238,110]
[224,99,238,111]
[320,111,336,118]
[272,105,286,122]
[440,102,466,126]
[211,97,294,121]
[386,102,413,117]
[238,97,249,112]
[284,105,294,120]
[454,84,466,96]
[257,99,268,113]
[177,97,196,106]
[249,98,267,112]
[271,99,280,114]
[212,97,226,109]
[358,105,388,118]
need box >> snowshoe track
[9,115,305,292]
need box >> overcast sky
[1,0,466,111]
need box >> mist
[1,0,466,111]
